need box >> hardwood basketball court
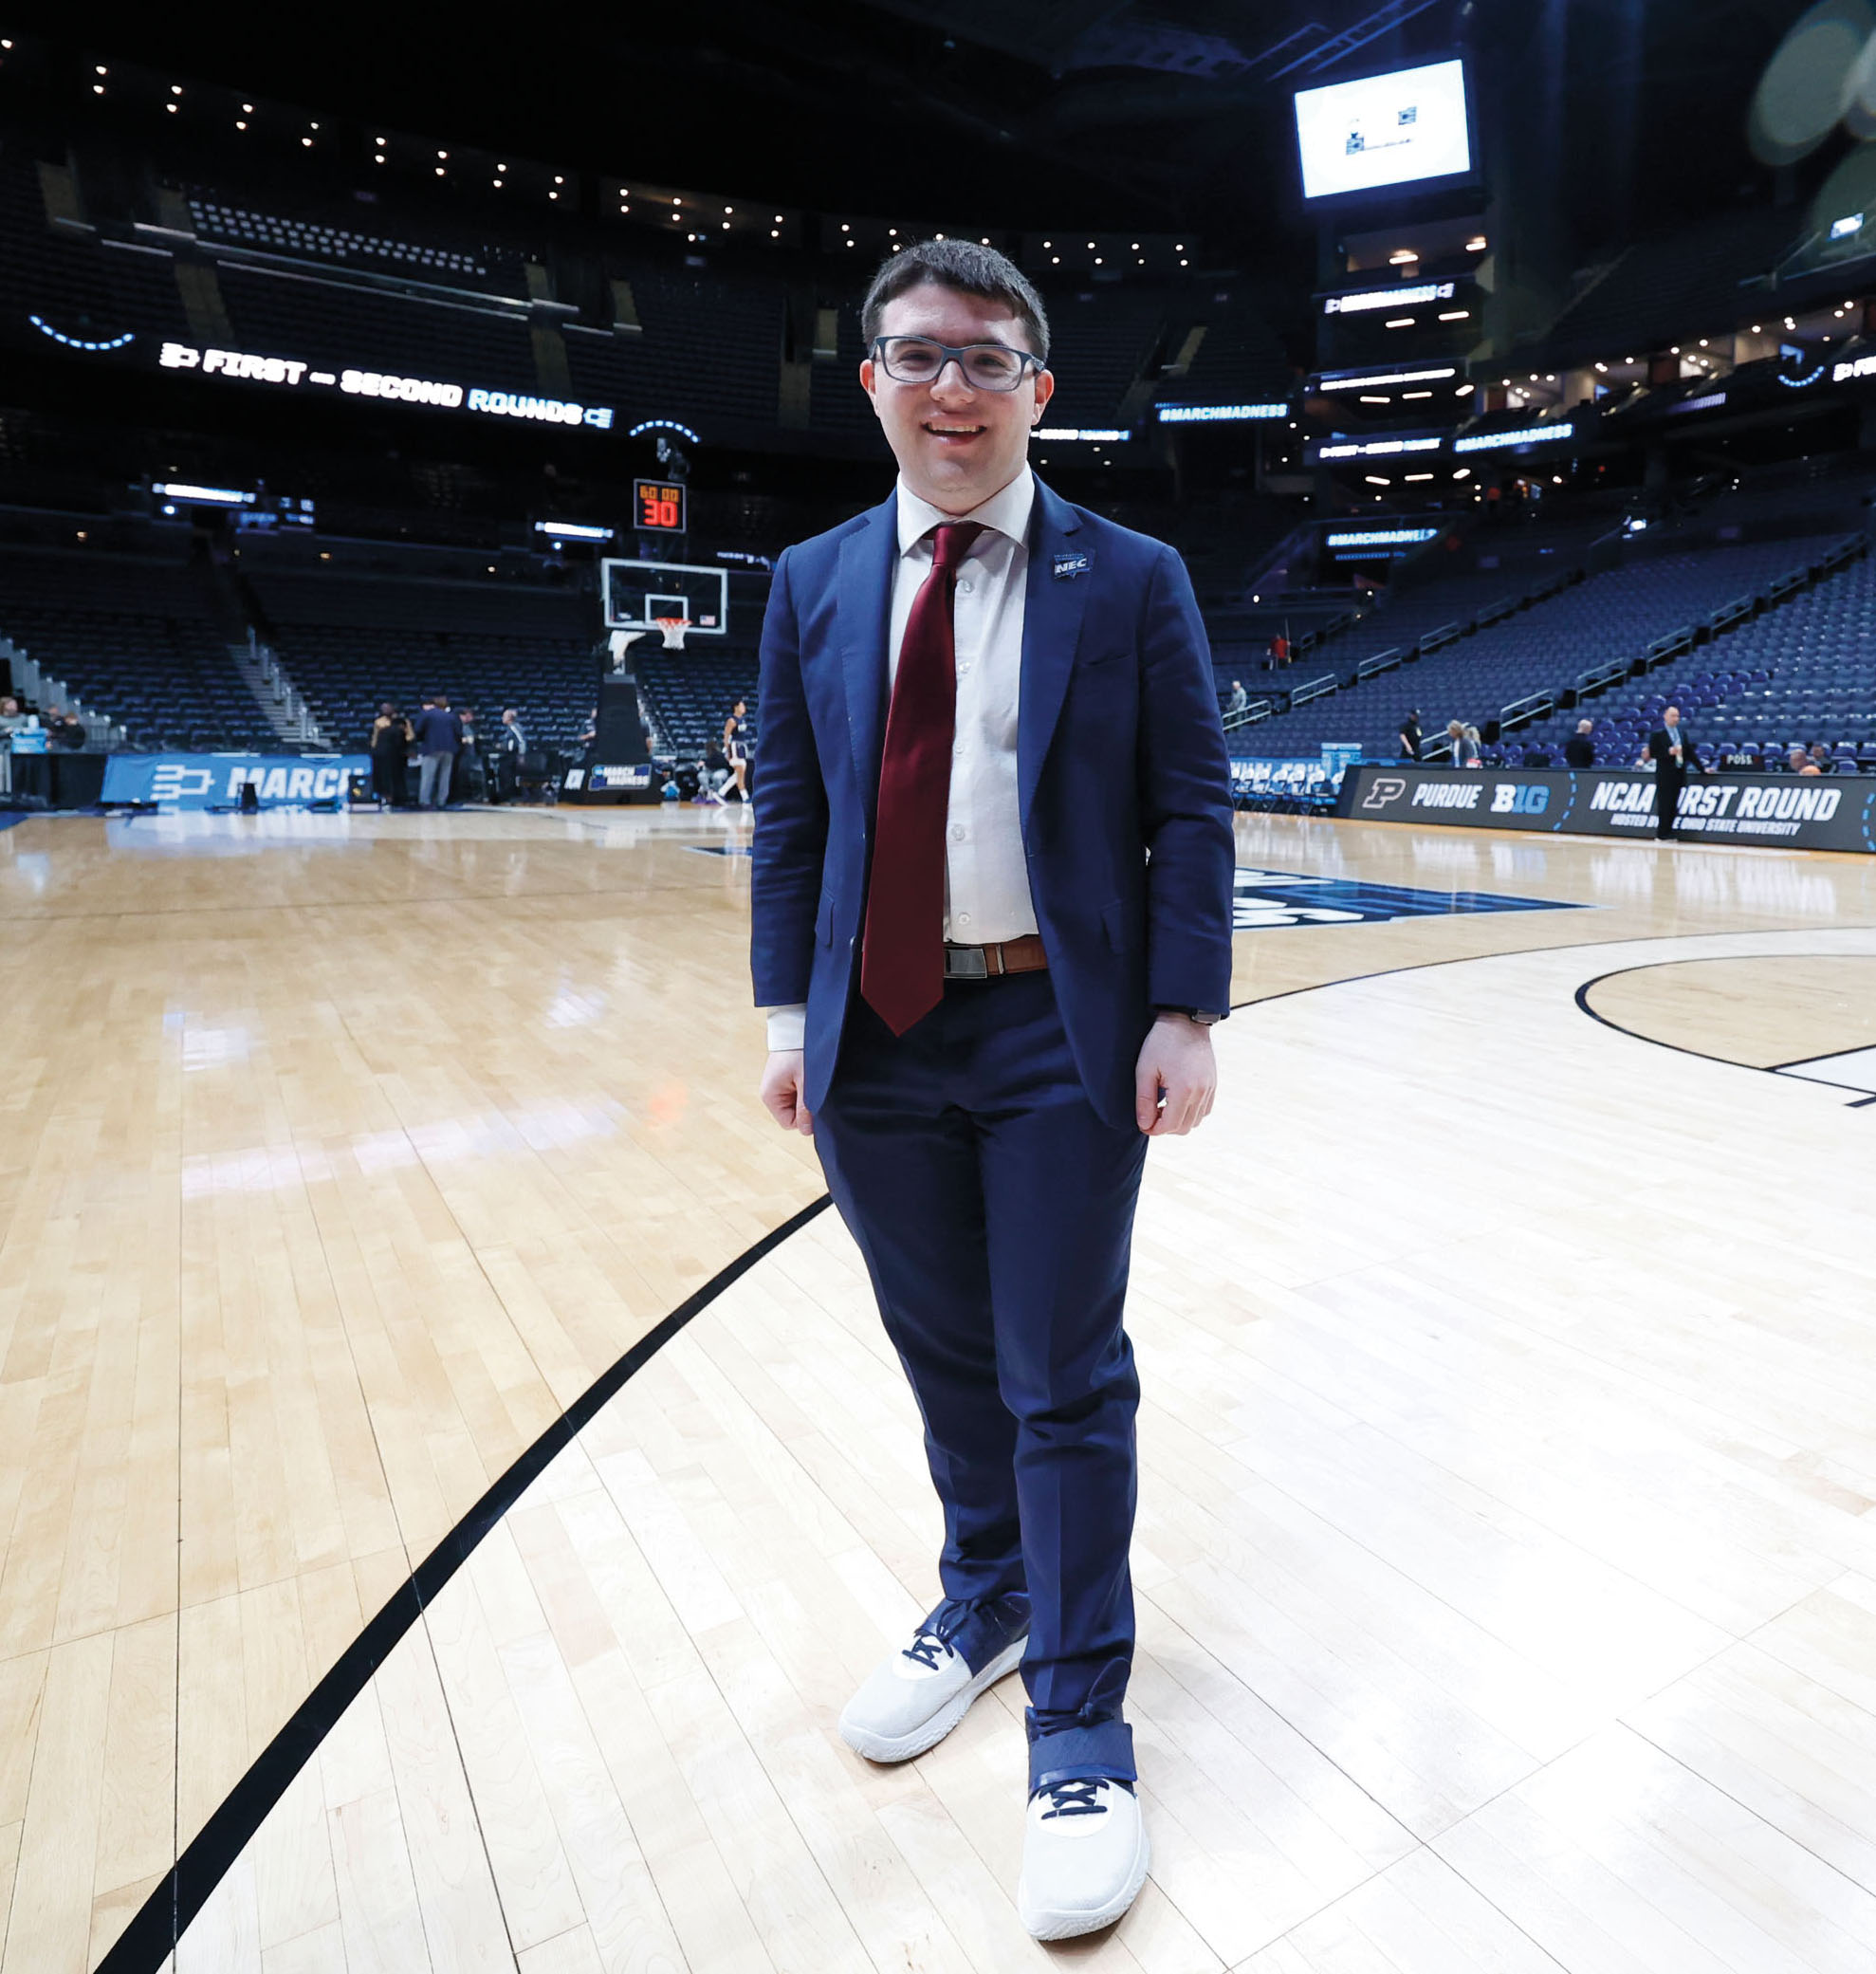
[2,803,1873,1972]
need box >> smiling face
[860,280,1054,515]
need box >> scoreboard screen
[635,479,687,533]
[1294,59,1472,200]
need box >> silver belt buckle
[944,945,989,980]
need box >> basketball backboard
[601,558,728,636]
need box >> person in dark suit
[370,702,411,805]
[751,240,1233,1941]
[1398,709,1423,760]
[1564,719,1596,769]
[410,695,461,810]
[1647,705,1703,839]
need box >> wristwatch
[1157,1006,1225,1025]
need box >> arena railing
[1500,692,1555,732]
[6,649,126,750]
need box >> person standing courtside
[495,708,528,803]
[1564,718,1596,769]
[1647,703,1702,839]
[370,702,411,806]
[751,241,1234,1940]
[411,693,461,810]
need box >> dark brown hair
[860,239,1051,363]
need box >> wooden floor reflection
[2,803,1874,1971]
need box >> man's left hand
[1135,1012,1218,1136]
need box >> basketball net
[654,617,692,651]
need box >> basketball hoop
[654,617,692,650]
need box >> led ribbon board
[533,520,614,543]
[1314,366,1457,392]
[1315,435,1444,460]
[1154,403,1288,423]
[1322,282,1455,315]
[155,342,616,429]
[1323,526,1441,546]
[1451,421,1573,453]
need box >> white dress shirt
[765,466,1039,1051]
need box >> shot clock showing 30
[634,478,687,533]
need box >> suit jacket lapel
[837,490,899,818]
[1018,478,1088,825]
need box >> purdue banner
[1337,763,1876,854]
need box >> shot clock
[634,478,687,534]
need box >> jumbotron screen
[1294,59,1472,200]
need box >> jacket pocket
[1101,899,1131,952]
[816,889,836,947]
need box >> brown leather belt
[943,933,1048,980]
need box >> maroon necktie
[860,521,983,1035]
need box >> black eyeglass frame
[869,335,1048,391]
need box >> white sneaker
[1017,1779,1150,1941]
[837,1623,1026,1764]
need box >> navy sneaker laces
[902,1627,951,1671]
[1039,1779,1108,1819]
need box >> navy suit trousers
[815,969,1147,1787]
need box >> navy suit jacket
[750,475,1235,1132]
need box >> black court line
[1231,924,1876,1016]
[1573,955,1876,1107]
[95,1191,833,1974]
[1767,1038,1876,1072]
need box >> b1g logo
[1361,777,1407,809]
[1491,782,1550,815]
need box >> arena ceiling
[5,0,1817,275]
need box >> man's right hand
[761,1050,814,1135]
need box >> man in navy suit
[751,240,1234,1940]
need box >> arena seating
[1041,289,1170,432]
[218,265,543,397]
[247,568,600,753]
[1539,204,1801,362]
[567,266,790,431]
[2,155,191,350]
[635,651,761,756]
[1171,291,1295,405]
[0,546,279,751]
[187,194,509,286]
[1223,563,1560,749]
[1510,543,1876,766]
[1230,531,1855,759]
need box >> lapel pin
[1053,552,1092,581]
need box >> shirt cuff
[765,1005,807,1052]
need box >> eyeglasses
[871,336,1044,392]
